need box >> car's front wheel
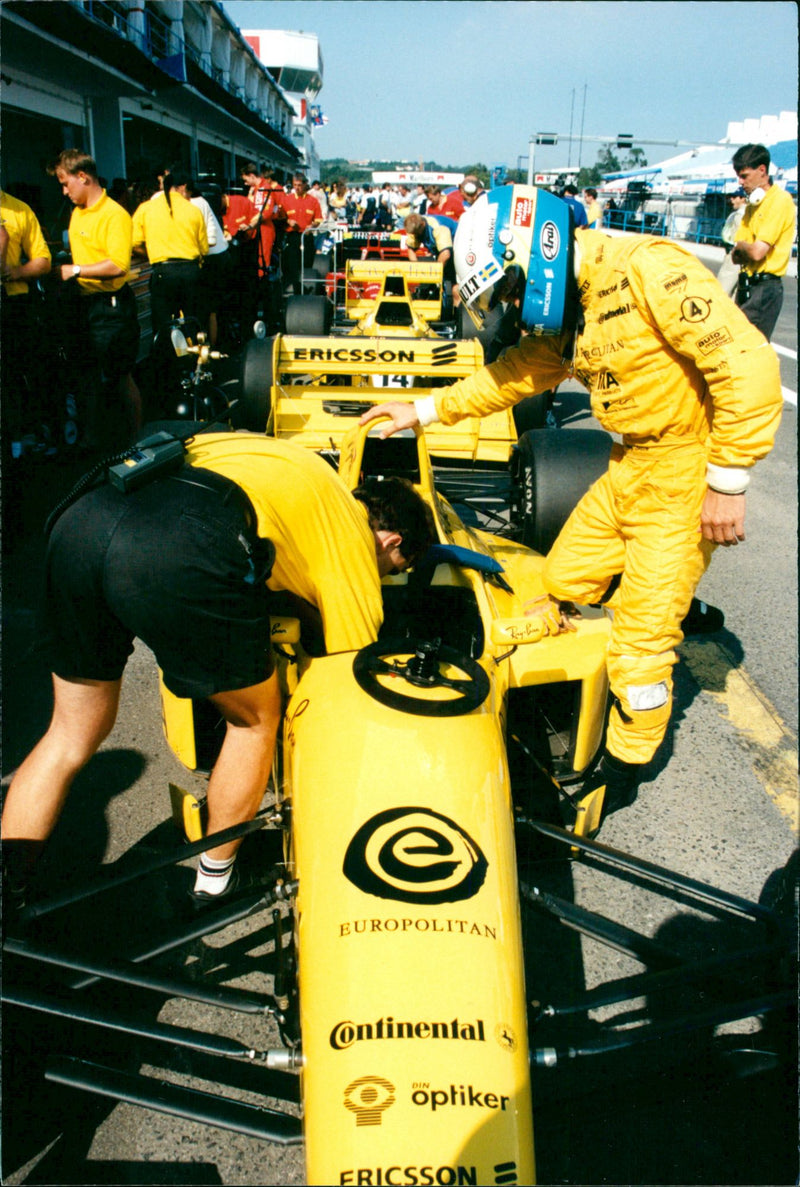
[235,335,275,430]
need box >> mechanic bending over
[1,436,435,907]
[363,185,783,830]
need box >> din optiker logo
[343,1075,396,1126]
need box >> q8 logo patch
[343,807,488,904]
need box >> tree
[576,144,648,188]
[458,163,491,187]
[622,147,648,170]
[596,145,622,176]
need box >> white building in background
[602,111,798,196]
[240,29,324,180]
[1,0,302,230]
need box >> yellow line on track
[680,640,798,835]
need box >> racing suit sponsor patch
[680,296,712,323]
[660,271,688,293]
[697,326,734,355]
[626,681,669,711]
[598,303,631,324]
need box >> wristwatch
[72,264,82,278]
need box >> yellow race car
[5,422,794,1185]
[235,254,551,473]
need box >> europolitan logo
[343,807,488,905]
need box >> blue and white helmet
[453,184,576,335]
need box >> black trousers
[149,259,202,338]
[736,273,783,342]
[280,232,316,295]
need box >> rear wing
[274,334,481,379]
[270,335,515,463]
[344,259,444,321]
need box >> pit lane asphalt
[2,270,796,1187]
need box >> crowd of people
[0,140,792,914]
[1,161,616,457]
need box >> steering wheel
[353,637,490,717]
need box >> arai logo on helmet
[540,221,560,261]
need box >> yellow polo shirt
[132,191,208,264]
[738,183,796,277]
[184,434,383,655]
[0,190,51,297]
[68,190,132,294]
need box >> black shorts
[41,470,276,699]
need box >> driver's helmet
[454,184,575,335]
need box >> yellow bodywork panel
[284,651,536,1186]
[169,782,205,842]
[269,335,516,463]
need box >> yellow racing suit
[185,433,384,655]
[425,230,783,764]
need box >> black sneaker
[681,598,724,635]
[188,864,270,910]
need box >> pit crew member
[0,187,52,457]
[1,437,435,907]
[730,142,797,341]
[363,186,782,827]
[275,173,322,295]
[52,150,142,448]
[131,168,208,340]
[440,175,485,221]
[403,212,458,285]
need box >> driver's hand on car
[523,593,577,635]
[359,402,420,438]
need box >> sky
[221,0,797,171]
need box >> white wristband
[414,396,440,427]
[706,463,750,495]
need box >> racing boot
[569,751,643,842]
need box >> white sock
[193,854,236,896]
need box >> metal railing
[70,1,287,137]
[76,0,180,62]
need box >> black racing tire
[513,392,549,434]
[284,294,333,336]
[236,335,274,430]
[511,427,613,555]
